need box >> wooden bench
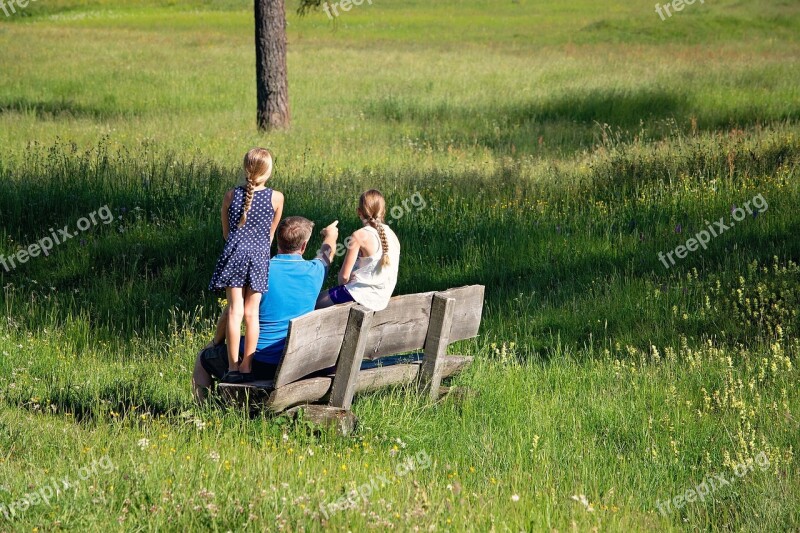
[218,285,484,431]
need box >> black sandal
[221,371,245,384]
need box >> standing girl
[317,189,400,311]
[209,148,284,383]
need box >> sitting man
[192,216,339,402]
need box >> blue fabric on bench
[358,353,424,370]
[306,353,425,379]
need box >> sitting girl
[317,189,400,311]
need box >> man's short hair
[276,216,314,252]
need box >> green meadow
[1,0,799,530]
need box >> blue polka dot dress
[209,187,274,293]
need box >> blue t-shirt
[252,254,327,364]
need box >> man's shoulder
[270,255,326,276]
[306,258,327,280]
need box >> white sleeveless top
[345,224,401,311]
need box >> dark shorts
[328,285,355,305]
[199,343,278,382]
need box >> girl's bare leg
[226,287,245,372]
[240,287,262,374]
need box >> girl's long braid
[367,217,391,268]
[237,147,273,229]
[238,175,255,228]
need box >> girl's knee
[228,302,245,318]
[244,294,261,313]
[244,306,260,322]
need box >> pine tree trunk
[255,0,290,130]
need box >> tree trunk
[255,0,290,130]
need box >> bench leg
[329,307,374,410]
[285,405,359,437]
[418,295,455,401]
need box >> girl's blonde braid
[368,217,391,267]
[238,176,255,228]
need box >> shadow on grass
[7,378,190,424]
[0,97,131,121]
[365,87,800,155]
[0,142,798,354]
[368,88,688,126]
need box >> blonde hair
[358,189,390,268]
[238,148,273,228]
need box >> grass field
[1,0,799,531]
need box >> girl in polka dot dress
[208,148,284,383]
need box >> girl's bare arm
[338,231,362,285]
[221,189,234,241]
[270,190,284,244]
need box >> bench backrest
[273,285,484,388]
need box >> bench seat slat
[350,356,473,399]
[350,355,472,392]
[267,377,333,412]
[218,355,473,412]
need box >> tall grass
[0,126,797,530]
